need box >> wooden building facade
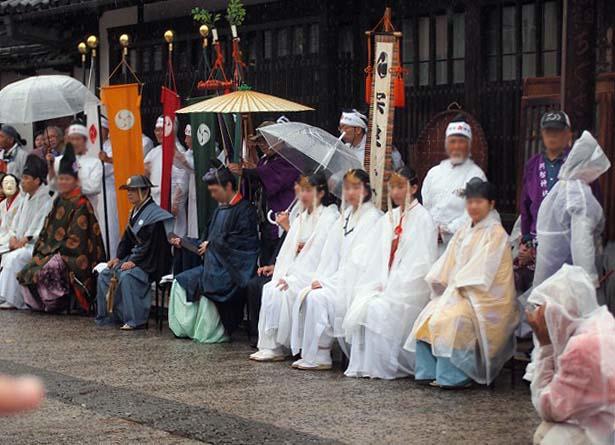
[1,0,615,229]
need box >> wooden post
[464,2,482,116]
[560,0,597,133]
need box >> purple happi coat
[520,150,601,241]
[253,154,299,240]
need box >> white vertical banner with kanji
[367,40,394,209]
[85,100,101,158]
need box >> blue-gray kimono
[95,197,173,327]
[176,197,259,334]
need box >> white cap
[67,124,88,138]
[101,116,109,129]
[446,121,472,140]
[339,109,368,130]
[155,116,164,128]
[184,124,192,137]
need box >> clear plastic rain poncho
[528,264,615,445]
[533,131,611,287]
[405,210,520,385]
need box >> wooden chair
[153,275,173,332]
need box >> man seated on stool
[168,163,259,343]
[95,175,173,330]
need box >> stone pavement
[0,311,539,444]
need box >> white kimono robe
[2,144,28,178]
[0,193,24,249]
[422,158,486,255]
[257,204,339,351]
[343,202,438,379]
[290,202,382,363]
[52,153,103,213]
[173,148,198,238]
[144,143,188,236]
[0,184,53,308]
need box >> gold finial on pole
[164,30,175,53]
[86,35,98,58]
[78,42,88,63]
[199,25,209,48]
[119,34,130,58]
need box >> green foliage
[191,7,221,27]
[226,0,246,27]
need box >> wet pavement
[0,310,539,444]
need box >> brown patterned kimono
[18,187,105,312]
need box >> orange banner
[101,83,144,231]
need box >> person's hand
[277,278,289,291]
[242,160,256,169]
[98,151,113,164]
[197,241,208,256]
[257,265,274,277]
[275,212,290,231]
[45,153,54,164]
[228,163,242,175]
[120,261,135,271]
[120,261,136,271]
[107,258,120,268]
[526,304,551,346]
[171,204,179,216]
[170,237,181,248]
[8,236,18,251]
[311,280,322,290]
[0,375,44,415]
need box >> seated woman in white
[343,167,438,379]
[405,178,519,388]
[250,172,339,362]
[290,169,382,371]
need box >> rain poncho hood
[528,265,615,445]
[533,131,610,286]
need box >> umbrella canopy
[176,90,313,114]
[0,75,99,123]
[259,122,362,198]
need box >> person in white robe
[97,116,120,259]
[422,117,486,256]
[0,126,28,178]
[343,167,438,379]
[172,124,198,238]
[533,131,610,288]
[250,173,339,362]
[48,122,103,216]
[0,155,53,309]
[143,116,189,236]
[339,110,367,165]
[406,178,518,388]
[0,174,23,246]
[290,169,382,370]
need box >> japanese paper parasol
[0,75,99,123]
[258,122,362,198]
[176,89,313,114]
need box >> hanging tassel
[393,69,405,108]
[364,67,373,104]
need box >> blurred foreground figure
[527,265,615,445]
[0,375,44,415]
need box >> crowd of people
[0,107,613,444]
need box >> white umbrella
[0,75,99,123]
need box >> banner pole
[97,104,111,260]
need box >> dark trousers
[245,274,272,337]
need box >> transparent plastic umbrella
[258,122,362,198]
[0,75,99,123]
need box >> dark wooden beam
[560,0,597,133]
[464,2,482,115]
[4,17,62,45]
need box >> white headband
[184,124,192,137]
[340,110,367,130]
[67,124,88,138]
[101,116,109,129]
[155,116,164,128]
[446,121,472,140]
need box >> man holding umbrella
[0,125,28,178]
